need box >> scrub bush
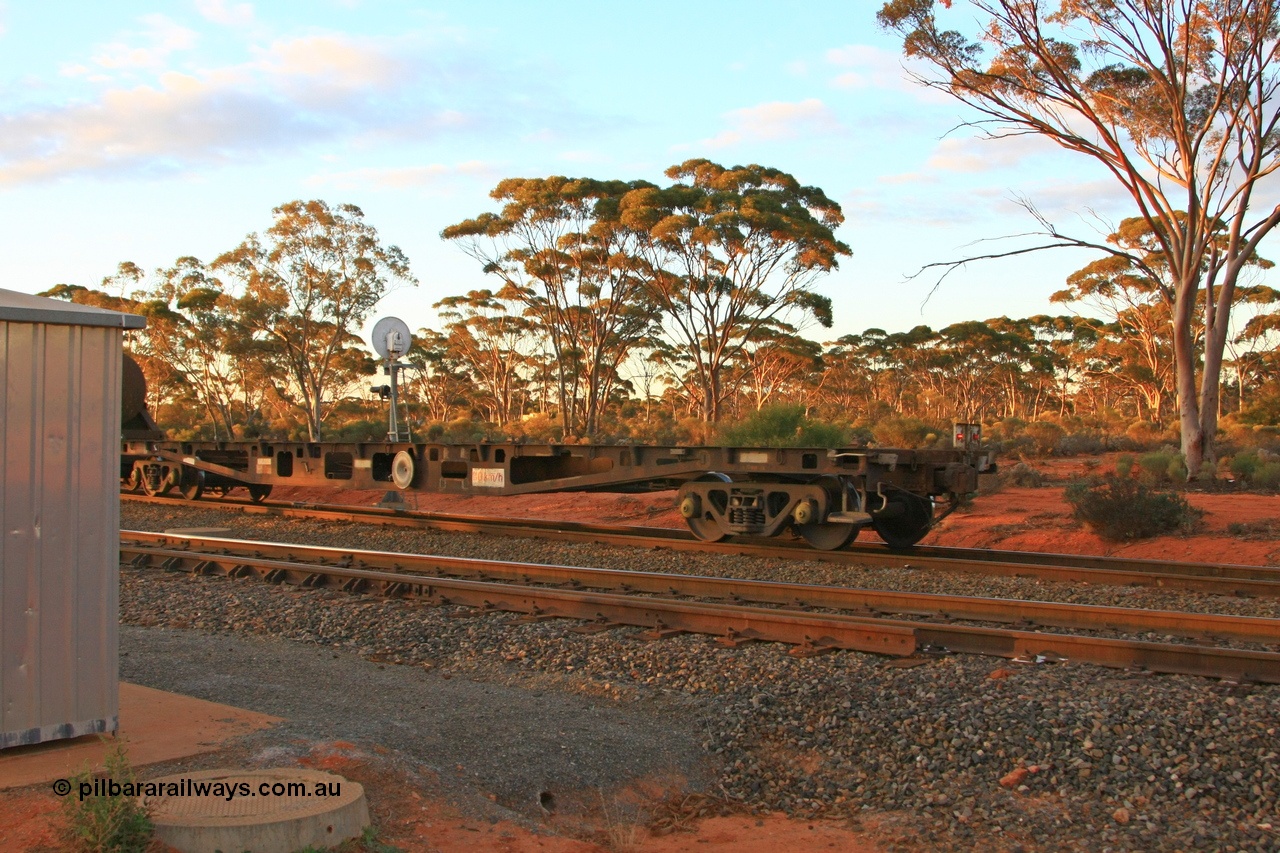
[1064,475,1202,541]
[717,404,848,448]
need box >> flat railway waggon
[121,361,995,551]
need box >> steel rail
[123,545,916,657]
[121,534,1280,682]
[121,531,1280,645]
[122,493,1280,597]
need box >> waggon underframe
[123,434,994,551]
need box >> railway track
[121,530,1280,683]
[123,492,1280,597]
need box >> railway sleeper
[570,618,627,634]
[633,618,686,640]
[788,637,841,658]
[716,628,765,648]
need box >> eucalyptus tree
[1051,226,1180,422]
[1053,215,1274,422]
[620,160,850,424]
[401,328,472,426]
[40,264,190,420]
[1023,314,1098,418]
[442,178,660,439]
[434,289,536,427]
[1230,286,1280,408]
[214,200,415,440]
[147,257,247,439]
[730,324,824,413]
[816,336,879,422]
[878,0,1280,473]
[924,320,1034,421]
[849,325,937,415]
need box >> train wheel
[799,520,859,550]
[247,484,273,503]
[682,472,730,542]
[125,468,143,493]
[872,492,933,549]
[686,513,727,542]
[178,469,205,501]
[796,475,860,550]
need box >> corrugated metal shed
[1,287,145,748]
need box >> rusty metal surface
[120,532,1280,645]
[122,545,916,657]
[888,542,1280,583]
[121,533,1280,683]
[2,302,126,748]
[121,494,1280,598]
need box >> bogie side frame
[123,427,994,550]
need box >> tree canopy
[215,200,416,440]
[878,0,1280,474]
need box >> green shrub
[1166,454,1189,483]
[1230,450,1262,481]
[1023,421,1066,455]
[1137,450,1176,483]
[1255,462,1280,490]
[1125,421,1164,448]
[440,417,507,443]
[1115,453,1136,477]
[61,742,153,853]
[717,404,848,448]
[506,411,563,443]
[1000,462,1046,487]
[987,418,1026,441]
[1055,431,1106,456]
[1064,475,1203,541]
[870,416,941,448]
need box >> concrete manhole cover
[144,768,368,853]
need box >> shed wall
[1,319,120,747]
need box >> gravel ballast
[121,502,1280,852]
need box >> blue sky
[0,1,1162,345]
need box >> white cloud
[196,0,254,27]
[0,73,326,185]
[925,134,1060,173]
[91,15,197,70]
[702,98,843,149]
[257,34,407,93]
[0,32,522,184]
[0,24,596,186]
[825,43,950,105]
[1015,177,1134,218]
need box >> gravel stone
[120,501,1280,852]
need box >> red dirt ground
[6,453,1274,852]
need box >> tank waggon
[122,354,994,550]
